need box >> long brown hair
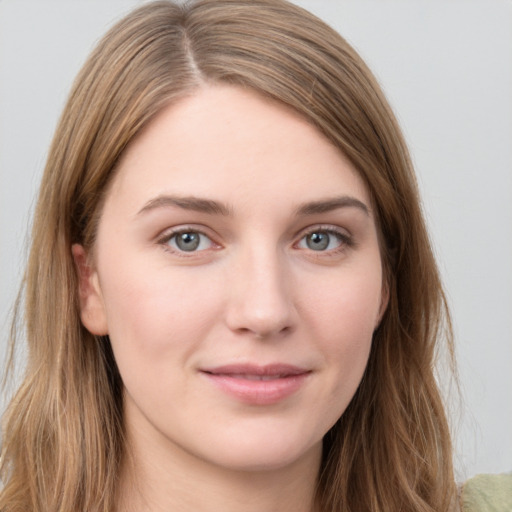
[1,1,458,510]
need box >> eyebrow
[295,196,370,216]
[137,195,232,216]
[137,194,369,217]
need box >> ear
[375,279,390,329]
[72,244,109,335]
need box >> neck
[116,421,322,512]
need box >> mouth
[216,374,290,381]
[199,364,311,405]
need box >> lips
[200,364,311,405]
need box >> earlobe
[71,244,109,335]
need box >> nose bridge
[226,239,295,337]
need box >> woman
[0,0,470,510]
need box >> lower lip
[201,372,310,405]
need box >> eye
[297,229,349,252]
[164,230,215,252]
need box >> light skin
[73,85,388,512]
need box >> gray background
[1,0,511,481]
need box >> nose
[225,246,297,339]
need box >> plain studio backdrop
[0,0,511,482]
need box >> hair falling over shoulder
[1,1,459,510]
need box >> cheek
[98,264,227,422]
[98,257,223,369]
[304,261,383,344]
[300,262,382,401]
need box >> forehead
[107,84,371,215]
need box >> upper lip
[200,363,310,378]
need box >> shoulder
[461,473,512,512]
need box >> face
[75,85,387,474]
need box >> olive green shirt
[461,473,512,512]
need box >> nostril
[235,323,293,339]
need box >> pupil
[177,232,200,251]
[307,232,329,251]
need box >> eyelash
[157,225,353,257]
[295,226,354,255]
[157,226,218,257]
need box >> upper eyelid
[157,227,220,257]
[156,227,215,251]
[155,224,351,247]
[157,224,216,241]
[294,224,351,239]
[293,225,353,251]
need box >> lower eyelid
[157,226,353,256]
[157,228,218,252]
[296,228,352,247]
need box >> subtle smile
[200,364,312,405]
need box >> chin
[197,431,323,474]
